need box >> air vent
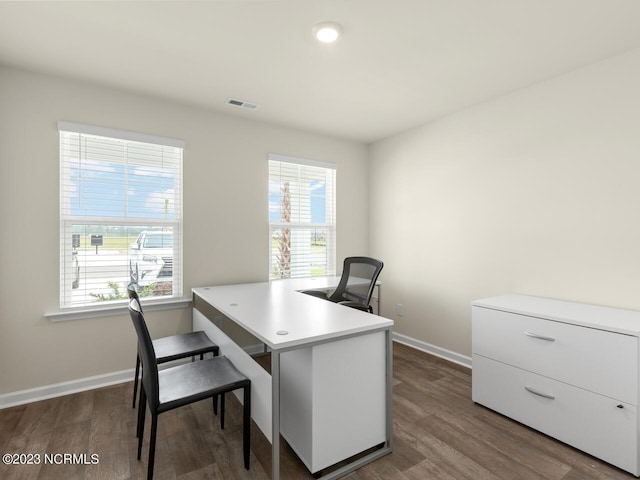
[225,98,260,110]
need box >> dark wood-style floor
[0,342,635,479]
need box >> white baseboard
[0,368,135,410]
[393,332,472,369]
[2,337,468,410]
[0,357,193,410]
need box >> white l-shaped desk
[192,278,394,479]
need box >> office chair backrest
[128,299,159,410]
[329,256,384,308]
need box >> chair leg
[137,388,147,460]
[220,393,225,429]
[133,354,141,408]
[137,384,146,439]
[243,385,251,470]
[147,413,158,480]
[211,349,220,416]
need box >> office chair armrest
[300,290,330,300]
[338,301,372,313]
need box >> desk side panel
[280,348,314,470]
[193,307,273,442]
[314,331,387,471]
[281,331,387,473]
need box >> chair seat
[338,300,371,312]
[300,289,330,300]
[153,331,218,363]
[158,356,250,412]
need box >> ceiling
[2,1,640,144]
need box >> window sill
[45,297,192,322]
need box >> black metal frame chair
[128,299,251,480]
[128,284,220,410]
[302,256,384,313]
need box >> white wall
[369,47,640,358]
[0,66,369,395]
[5,44,640,396]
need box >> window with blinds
[268,154,336,280]
[58,121,183,308]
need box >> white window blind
[268,154,336,280]
[59,122,183,308]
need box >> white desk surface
[473,294,640,337]
[193,279,393,351]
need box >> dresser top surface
[473,294,640,336]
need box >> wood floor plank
[402,458,460,480]
[53,390,94,428]
[36,420,92,480]
[380,435,425,474]
[348,458,409,480]
[177,462,225,480]
[472,403,633,479]
[420,412,550,479]
[405,426,500,480]
[13,396,64,437]
[450,407,571,479]
[87,385,130,480]
[0,404,27,451]
[1,342,637,479]
[0,430,51,480]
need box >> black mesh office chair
[128,284,220,410]
[302,256,384,313]
[128,299,251,480]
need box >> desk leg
[385,328,393,450]
[271,350,281,480]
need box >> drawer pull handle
[524,331,555,342]
[525,386,555,400]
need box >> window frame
[57,121,184,312]
[268,153,336,280]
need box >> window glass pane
[270,226,331,279]
[62,225,176,308]
[310,179,327,223]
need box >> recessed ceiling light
[313,22,342,43]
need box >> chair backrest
[128,299,159,410]
[328,256,384,308]
[127,283,142,312]
[129,260,139,286]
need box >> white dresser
[472,294,640,476]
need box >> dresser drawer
[473,355,639,475]
[472,306,638,404]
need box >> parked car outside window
[129,231,173,288]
